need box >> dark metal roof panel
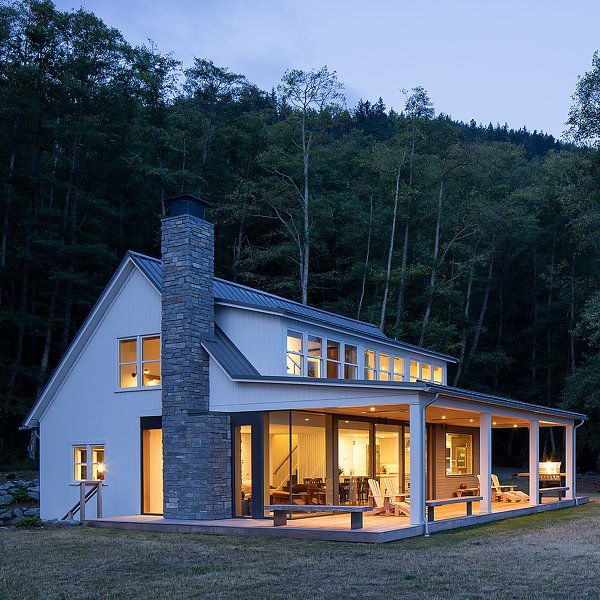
[129,251,457,361]
[202,326,260,377]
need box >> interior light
[441,415,446,420]
[304,418,310,422]
[143,368,150,374]
[97,464,105,473]
[513,424,518,428]
[344,420,349,423]
[493,421,497,426]
[369,406,375,412]
[469,419,474,423]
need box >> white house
[22,194,587,542]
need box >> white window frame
[286,330,304,376]
[420,363,433,382]
[116,334,161,391]
[307,334,324,378]
[393,356,406,381]
[326,339,341,379]
[343,343,359,379]
[378,352,392,381]
[364,348,377,380]
[71,443,107,484]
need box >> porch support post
[409,402,425,526]
[479,413,492,514]
[565,424,575,500]
[529,420,539,507]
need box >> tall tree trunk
[37,279,58,396]
[531,248,538,398]
[300,120,311,305]
[569,251,576,374]
[357,194,373,320]
[380,156,405,330]
[420,176,444,345]
[546,238,556,406]
[493,277,504,392]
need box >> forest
[1,0,600,469]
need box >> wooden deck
[89,496,588,543]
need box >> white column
[565,424,575,500]
[479,413,492,514]
[409,403,425,526]
[529,420,539,506]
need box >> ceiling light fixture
[369,406,375,412]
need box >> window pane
[345,345,357,365]
[338,420,371,505]
[142,336,160,361]
[421,364,432,381]
[326,361,339,378]
[307,357,321,378]
[409,360,419,382]
[376,424,401,498]
[364,349,375,369]
[268,412,291,506]
[120,364,138,388]
[364,368,376,381]
[394,357,405,376]
[142,361,161,386]
[433,365,443,383]
[445,433,473,475]
[119,339,137,363]
[287,331,303,353]
[308,336,322,358]
[286,353,303,376]
[92,446,105,463]
[379,353,390,373]
[378,371,391,381]
[74,463,87,481]
[74,446,87,464]
[344,364,358,379]
[327,340,340,361]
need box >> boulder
[0,495,12,507]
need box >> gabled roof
[130,251,457,363]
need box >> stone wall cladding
[161,214,232,520]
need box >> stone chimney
[161,194,231,520]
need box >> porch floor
[89,496,588,543]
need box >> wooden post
[529,421,539,507]
[479,413,492,514]
[273,510,287,526]
[96,482,103,518]
[409,402,425,526]
[79,482,86,522]
[350,511,363,530]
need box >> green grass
[1,503,599,599]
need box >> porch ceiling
[311,404,563,428]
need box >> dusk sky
[53,0,599,138]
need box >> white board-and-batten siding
[39,268,161,519]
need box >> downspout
[421,392,440,537]
[573,418,585,506]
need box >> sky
[53,0,600,138]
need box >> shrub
[11,488,29,503]
[14,516,42,528]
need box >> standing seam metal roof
[128,251,457,361]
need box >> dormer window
[286,331,303,376]
[379,353,391,381]
[326,340,341,378]
[307,336,323,378]
[118,335,161,389]
[344,345,358,379]
[364,349,376,380]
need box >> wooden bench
[264,504,373,530]
[425,496,483,522]
[538,486,569,503]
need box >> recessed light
[493,421,497,426]
[369,406,375,412]
[469,419,474,423]
[513,424,518,428]
[441,415,446,420]
[304,418,310,422]
[344,420,349,424]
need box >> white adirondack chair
[381,476,411,516]
[491,474,528,502]
[366,478,388,515]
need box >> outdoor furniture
[454,487,480,497]
[381,477,410,516]
[425,496,483,522]
[538,486,569,503]
[264,504,372,530]
[368,478,410,517]
[491,474,528,502]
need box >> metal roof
[129,251,457,362]
[202,325,260,378]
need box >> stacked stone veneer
[161,213,231,520]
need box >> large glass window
[446,433,473,475]
[364,349,376,380]
[307,336,323,378]
[344,344,358,379]
[286,331,303,376]
[379,353,391,381]
[233,425,252,517]
[393,357,405,381]
[338,420,371,505]
[268,412,292,504]
[421,363,432,382]
[326,340,340,378]
[433,365,443,383]
[376,424,401,497]
[142,428,163,514]
[73,444,105,482]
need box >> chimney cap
[164,194,212,220]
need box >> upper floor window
[286,331,303,376]
[379,353,391,381]
[344,345,358,379]
[393,357,405,381]
[364,349,376,380]
[118,335,161,389]
[307,336,323,378]
[326,340,341,378]
[73,444,105,482]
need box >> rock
[11,507,23,519]
[0,509,13,521]
[28,491,39,500]
[23,508,40,517]
[0,495,12,507]
[0,483,12,492]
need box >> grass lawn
[1,503,600,599]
